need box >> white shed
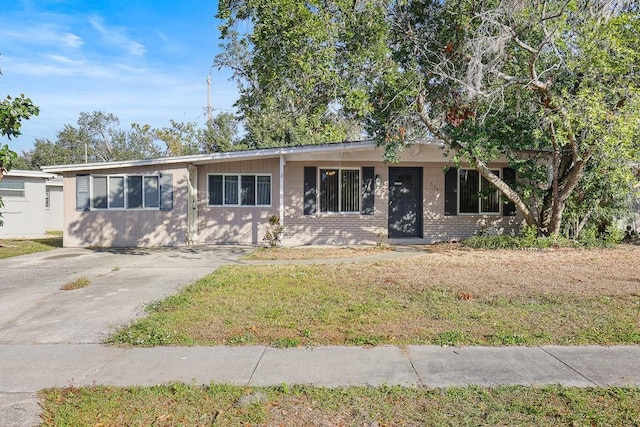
[0,170,63,238]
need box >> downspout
[279,154,285,226]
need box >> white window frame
[207,173,272,207]
[457,168,501,215]
[90,174,161,210]
[318,167,361,214]
[0,180,26,198]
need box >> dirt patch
[364,245,640,298]
[244,246,392,261]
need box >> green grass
[0,237,63,259]
[107,262,640,347]
[39,383,640,426]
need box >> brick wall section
[283,160,523,245]
[421,163,523,242]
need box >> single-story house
[0,170,64,238]
[40,140,522,247]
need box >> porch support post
[279,154,285,225]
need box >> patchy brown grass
[243,246,392,260]
[40,383,640,427]
[60,276,91,291]
[108,246,640,347]
[378,245,640,298]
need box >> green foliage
[202,112,239,152]
[463,225,627,250]
[464,234,521,250]
[0,94,39,140]
[107,319,187,346]
[215,0,382,147]
[432,330,467,346]
[272,337,300,348]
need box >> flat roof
[41,140,443,174]
[5,169,59,180]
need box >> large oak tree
[217,0,640,237]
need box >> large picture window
[458,169,500,214]
[319,168,360,213]
[75,174,172,211]
[208,174,271,206]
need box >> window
[109,176,125,208]
[0,181,25,197]
[45,189,51,208]
[92,176,108,209]
[144,176,159,208]
[319,168,360,213]
[208,174,271,206]
[76,174,172,211]
[127,176,143,208]
[458,169,500,214]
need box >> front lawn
[0,236,63,259]
[39,383,640,426]
[107,246,640,347]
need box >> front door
[388,167,423,238]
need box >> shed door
[388,167,423,238]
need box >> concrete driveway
[0,245,251,344]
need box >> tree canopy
[17,111,241,169]
[216,0,640,237]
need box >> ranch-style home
[41,140,522,247]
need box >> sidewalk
[2,343,639,391]
[2,343,639,426]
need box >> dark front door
[388,167,423,238]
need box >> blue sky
[1,0,238,154]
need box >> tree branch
[416,91,538,226]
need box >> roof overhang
[5,169,58,180]
[40,139,443,174]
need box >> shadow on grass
[32,237,63,248]
[0,236,63,259]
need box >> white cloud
[6,55,115,79]
[0,25,83,49]
[90,17,146,56]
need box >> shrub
[263,214,285,248]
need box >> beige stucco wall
[61,164,190,247]
[196,158,281,244]
[0,177,48,238]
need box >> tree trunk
[575,205,597,239]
